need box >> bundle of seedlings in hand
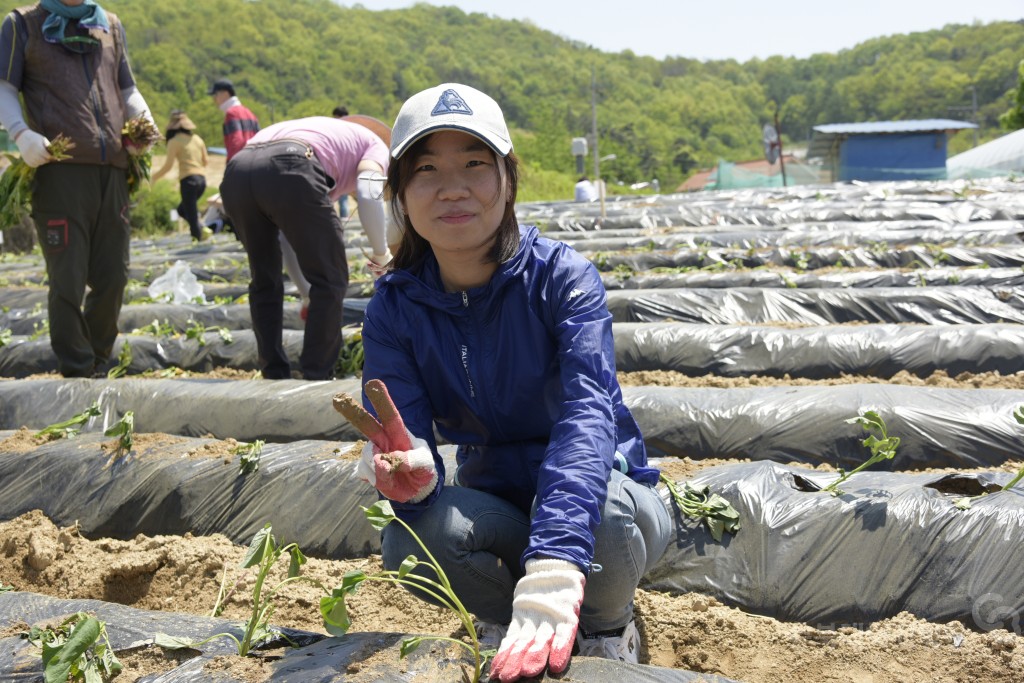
[121,115,162,196]
[0,133,74,227]
[659,474,741,542]
[21,611,122,683]
[157,524,324,658]
[33,401,101,441]
[320,500,493,683]
[334,324,364,377]
[823,410,900,496]
[954,405,1024,510]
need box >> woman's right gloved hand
[333,378,438,504]
[357,433,437,503]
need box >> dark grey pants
[220,141,348,380]
[31,163,130,378]
[178,174,207,240]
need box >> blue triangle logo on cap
[431,89,473,117]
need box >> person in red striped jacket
[208,78,258,160]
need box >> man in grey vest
[0,0,153,377]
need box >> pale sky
[350,0,1023,62]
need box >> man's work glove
[333,379,438,504]
[488,558,586,682]
[15,130,53,168]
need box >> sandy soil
[3,279,1024,681]
[0,469,1022,682]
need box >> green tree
[999,60,1024,131]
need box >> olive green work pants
[31,163,131,378]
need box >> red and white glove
[335,379,438,504]
[15,130,53,168]
[488,558,585,682]
[357,431,437,503]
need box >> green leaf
[397,556,418,579]
[320,595,351,636]
[154,633,197,649]
[340,570,367,593]
[953,497,973,511]
[399,636,426,659]
[288,546,307,578]
[706,517,725,543]
[241,525,273,568]
[43,614,101,683]
[364,500,397,531]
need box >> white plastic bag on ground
[148,260,207,304]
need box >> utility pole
[970,84,979,148]
[591,66,606,218]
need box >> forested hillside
[3,0,1022,193]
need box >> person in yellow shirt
[152,110,209,241]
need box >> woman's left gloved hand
[488,558,585,682]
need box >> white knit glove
[16,130,53,168]
[488,558,586,681]
[356,429,437,504]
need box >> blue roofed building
[806,119,977,182]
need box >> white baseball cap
[390,83,512,160]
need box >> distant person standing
[208,78,259,160]
[0,0,155,378]
[151,110,209,241]
[574,176,598,202]
[220,116,390,380]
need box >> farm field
[1,177,1024,681]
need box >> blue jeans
[381,470,671,633]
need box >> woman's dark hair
[165,110,193,142]
[165,127,193,142]
[386,134,521,271]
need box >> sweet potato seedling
[21,611,122,683]
[106,341,132,379]
[234,439,265,475]
[659,474,741,542]
[319,500,493,683]
[823,410,901,496]
[33,402,101,441]
[103,411,135,460]
[954,405,1024,510]
[156,524,326,657]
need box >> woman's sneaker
[575,620,640,664]
[473,621,508,650]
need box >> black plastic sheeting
[0,329,358,378]
[6,321,1021,380]
[626,383,1024,469]
[2,382,1024,471]
[645,461,1024,630]
[613,322,1024,378]
[0,431,382,557]
[516,178,1024,232]
[0,300,369,337]
[0,378,363,442]
[605,286,1024,325]
[602,266,1024,290]
[560,221,1024,251]
[596,244,1024,271]
[0,594,736,682]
